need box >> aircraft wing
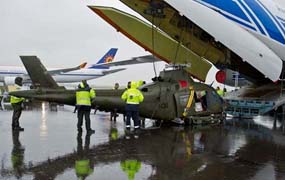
[47,62,87,75]
[20,56,62,89]
[87,55,160,68]
[102,68,126,75]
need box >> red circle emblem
[216,70,226,83]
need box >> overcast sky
[0,0,218,86]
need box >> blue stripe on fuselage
[0,72,23,75]
[236,1,266,35]
[88,66,109,70]
[194,0,256,31]
[197,0,251,22]
[256,0,285,36]
[277,16,285,23]
[238,0,266,35]
[280,21,285,30]
[218,10,256,31]
[197,0,285,44]
[244,0,285,44]
[276,17,285,30]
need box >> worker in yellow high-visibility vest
[121,81,144,131]
[10,77,25,131]
[76,80,96,134]
[216,86,225,97]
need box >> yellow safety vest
[10,86,25,104]
[76,88,96,106]
[121,81,144,105]
[217,89,224,97]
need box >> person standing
[0,88,3,110]
[216,86,224,97]
[10,77,25,131]
[121,81,144,131]
[223,87,227,96]
[76,80,96,134]
[113,82,120,90]
[110,82,120,121]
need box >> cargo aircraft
[87,0,285,116]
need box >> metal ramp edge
[225,99,275,117]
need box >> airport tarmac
[1,105,285,180]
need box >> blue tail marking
[88,48,118,69]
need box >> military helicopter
[10,56,224,125]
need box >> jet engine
[4,77,18,86]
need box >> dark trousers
[12,103,22,128]
[125,104,140,128]
[77,106,91,131]
[0,97,3,110]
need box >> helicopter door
[159,86,170,110]
[174,92,190,117]
[158,85,179,120]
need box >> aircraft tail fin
[20,56,62,89]
[88,48,118,69]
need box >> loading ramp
[225,99,275,117]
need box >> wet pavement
[1,104,285,180]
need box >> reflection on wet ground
[1,105,285,180]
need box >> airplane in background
[0,48,124,85]
[88,0,285,116]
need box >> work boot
[87,129,95,134]
[13,127,24,131]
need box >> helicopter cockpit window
[140,83,156,92]
[175,84,180,90]
[141,87,148,92]
[195,91,207,112]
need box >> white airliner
[0,48,123,85]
